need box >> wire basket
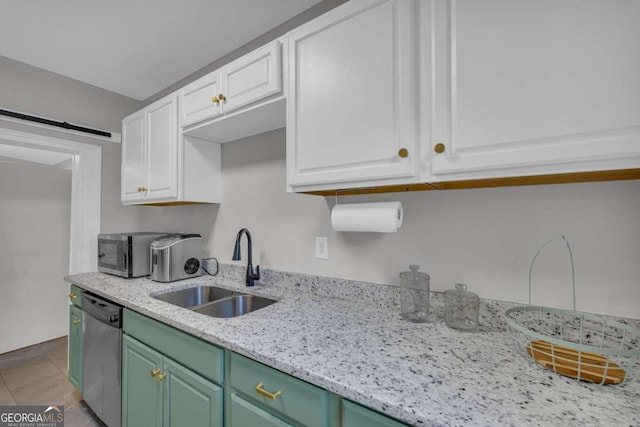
[504,236,640,385]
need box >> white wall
[0,161,71,353]
[201,129,640,319]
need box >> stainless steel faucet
[232,228,260,286]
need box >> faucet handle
[249,265,260,281]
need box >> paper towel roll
[331,202,403,233]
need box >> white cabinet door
[121,94,182,205]
[431,0,640,180]
[178,71,223,128]
[121,109,146,203]
[219,40,282,114]
[145,94,178,201]
[286,0,422,191]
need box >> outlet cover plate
[315,236,328,260]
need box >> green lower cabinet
[123,335,163,427]
[230,393,293,427]
[122,335,222,427]
[342,400,408,427]
[164,358,222,427]
[68,305,83,392]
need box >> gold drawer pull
[255,382,282,400]
[150,369,161,377]
[434,143,446,154]
[72,319,80,325]
[211,96,219,103]
[68,293,78,299]
[156,372,167,382]
[398,148,408,158]
[218,94,227,101]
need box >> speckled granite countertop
[65,265,640,427]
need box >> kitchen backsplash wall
[193,128,639,319]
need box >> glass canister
[400,265,430,323]
[444,283,480,331]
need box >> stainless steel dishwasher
[82,292,123,427]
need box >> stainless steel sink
[153,286,238,308]
[193,295,277,318]
[152,286,277,318]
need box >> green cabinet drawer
[343,400,408,427]
[230,393,293,427]
[230,353,330,427]
[123,309,224,385]
[68,285,83,308]
[68,305,83,392]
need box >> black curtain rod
[0,109,112,138]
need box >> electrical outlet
[315,236,329,260]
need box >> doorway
[0,124,102,353]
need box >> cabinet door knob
[72,319,80,325]
[218,94,227,101]
[68,293,78,299]
[211,96,219,103]
[434,143,446,154]
[156,372,167,382]
[150,369,161,377]
[255,382,282,400]
[398,148,409,158]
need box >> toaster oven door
[98,237,129,277]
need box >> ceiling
[0,0,322,101]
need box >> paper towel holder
[331,200,404,233]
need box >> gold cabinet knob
[255,382,282,400]
[68,293,78,299]
[150,369,161,377]
[156,372,167,382]
[218,94,227,101]
[211,96,219,103]
[398,148,409,158]
[137,187,143,192]
[434,143,446,154]
[72,319,80,325]
[138,187,148,192]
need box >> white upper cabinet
[179,40,285,143]
[146,95,178,201]
[122,94,178,204]
[121,94,221,205]
[178,71,223,128]
[286,0,425,192]
[122,109,147,203]
[430,0,640,181]
[220,40,281,114]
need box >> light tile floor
[0,336,105,426]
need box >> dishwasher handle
[82,292,123,328]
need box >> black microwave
[97,232,167,278]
